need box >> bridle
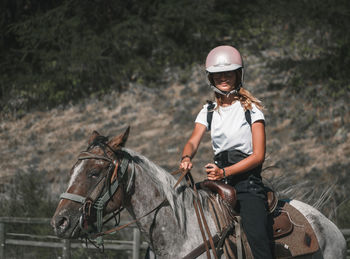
[59,143,168,250]
[59,146,135,247]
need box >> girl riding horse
[180,45,273,259]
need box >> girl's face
[212,71,236,92]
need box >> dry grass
[0,50,349,219]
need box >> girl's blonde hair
[210,69,264,111]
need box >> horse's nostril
[58,217,69,229]
[53,216,70,234]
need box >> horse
[51,128,346,258]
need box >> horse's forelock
[87,135,109,150]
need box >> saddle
[197,180,278,214]
[197,180,320,258]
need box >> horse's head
[51,127,132,239]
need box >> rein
[172,170,218,259]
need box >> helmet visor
[206,63,242,73]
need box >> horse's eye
[88,170,101,179]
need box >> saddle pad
[275,202,319,257]
[207,194,320,258]
[273,212,293,239]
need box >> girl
[180,45,273,259]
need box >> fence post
[0,223,5,259]
[132,228,140,259]
[62,239,71,259]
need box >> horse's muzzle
[51,215,71,237]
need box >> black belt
[214,149,249,167]
[214,149,262,187]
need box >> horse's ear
[109,126,130,149]
[88,130,101,145]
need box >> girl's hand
[205,163,224,180]
[180,158,193,171]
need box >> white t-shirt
[195,101,265,155]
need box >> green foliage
[260,0,350,104]
[0,0,258,114]
[0,169,55,218]
[1,0,349,115]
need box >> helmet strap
[210,85,241,97]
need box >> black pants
[215,149,273,258]
[236,194,273,259]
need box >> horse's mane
[263,174,335,216]
[123,148,209,233]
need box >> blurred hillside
[0,0,350,226]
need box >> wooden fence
[0,217,349,259]
[0,217,147,259]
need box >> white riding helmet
[205,45,244,96]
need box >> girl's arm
[180,123,207,170]
[206,120,266,180]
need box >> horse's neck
[126,163,178,233]
[125,162,217,257]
